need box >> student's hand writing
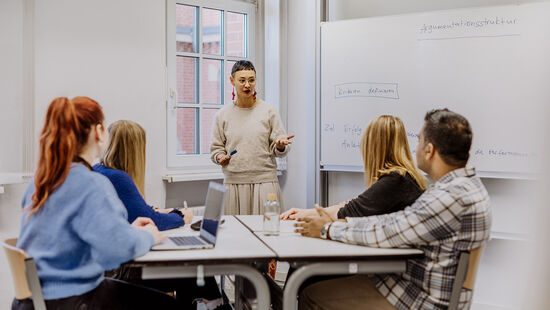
[157,208,174,214]
[216,153,232,166]
[276,134,295,151]
[181,207,194,224]
[294,206,333,238]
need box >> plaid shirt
[329,167,492,310]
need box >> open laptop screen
[200,182,226,244]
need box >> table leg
[282,260,406,310]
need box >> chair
[448,246,485,310]
[2,238,47,310]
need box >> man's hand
[294,206,333,238]
[275,134,295,151]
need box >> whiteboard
[320,3,550,176]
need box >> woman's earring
[253,90,257,99]
[232,89,235,101]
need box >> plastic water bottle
[263,193,280,236]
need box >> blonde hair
[102,120,147,197]
[361,115,427,190]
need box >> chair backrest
[2,238,47,310]
[448,245,485,310]
[462,246,484,290]
[2,238,32,299]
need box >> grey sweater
[210,100,289,184]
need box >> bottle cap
[267,193,277,201]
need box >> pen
[183,200,188,209]
[230,150,237,156]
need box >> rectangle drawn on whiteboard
[334,82,399,100]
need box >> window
[166,0,255,170]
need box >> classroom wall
[327,0,535,20]
[0,0,167,306]
[280,0,317,210]
[0,0,24,173]
[0,1,26,306]
[33,0,168,207]
[322,0,548,309]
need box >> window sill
[0,173,33,185]
[162,172,224,183]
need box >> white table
[131,216,276,309]
[235,215,423,310]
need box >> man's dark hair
[231,60,256,76]
[423,108,472,167]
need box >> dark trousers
[11,278,186,310]
[106,265,222,307]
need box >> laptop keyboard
[169,236,207,246]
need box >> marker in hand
[217,149,237,166]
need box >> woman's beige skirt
[224,182,283,215]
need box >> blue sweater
[18,164,154,300]
[93,164,184,231]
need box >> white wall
[279,0,317,210]
[328,0,536,20]
[33,0,168,206]
[0,0,24,173]
[0,1,168,306]
[0,0,27,306]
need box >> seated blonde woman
[93,120,226,308]
[281,115,426,221]
[94,120,192,230]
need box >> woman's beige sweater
[210,100,290,184]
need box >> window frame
[166,0,256,171]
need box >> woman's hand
[156,208,174,214]
[216,153,232,166]
[132,217,166,244]
[276,134,295,151]
[181,207,194,224]
[280,207,317,220]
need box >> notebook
[151,182,226,250]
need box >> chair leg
[24,259,46,310]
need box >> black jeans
[11,278,187,310]
[106,265,221,306]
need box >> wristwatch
[320,222,332,240]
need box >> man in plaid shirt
[297,109,492,310]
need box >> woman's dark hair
[422,108,472,167]
[231,60,256,76]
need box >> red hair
[29,97,104,215]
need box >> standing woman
[211,60,294,215]
[13,97,180,310]
[94,120,193,231]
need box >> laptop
[152,182,226,250]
